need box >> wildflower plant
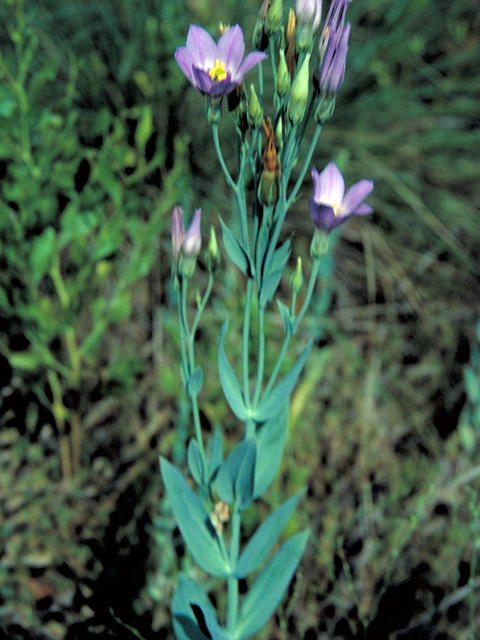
[161,1,374,638]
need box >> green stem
[191,272,214,338]
[252,305,266,408]
[227,507,241,636]
[179,277,206,461]
[242,278,254,413]
[286,122,322,209]
[264,333,291,399]
[294,255,322,329]
[212,122,237,192]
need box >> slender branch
[252,305,266,408]
[242,278,254,412]
[212,122,237,192]
[227,507,241,635]
[286,122,322,209]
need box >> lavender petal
[217,25,245,74]
[312,162,344,205]
[342,179,374,215]
[236,51,268,81]
[186,24,216,70]
[175,46,196,85]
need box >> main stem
[227,507,241,636]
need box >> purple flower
[175,24,267,98]
[309,162,373,231]
[318,0,351,95]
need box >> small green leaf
[270,238,291,273]
[172,575,224,640]
[30,226,56,283]
[160,457,230,577]
[216,439,256,510]
[254,340,313,422]
[259,268,283,307]
[236,531,310,639]
[277,300,293,336]
[208,431,223,481]
[135,105,153,152]
[219,217,250,275]
[187,366,204,398]
[218,321,248,420]
[234,490,304,578]
[187,439,206,486]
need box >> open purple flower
[318,0,351,95]
[175,24,267,98]
[309,162,373,231]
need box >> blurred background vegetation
[0,0,479,638]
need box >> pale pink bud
[182,208,202,257]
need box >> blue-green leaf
[276,300,293,336]
[219,217,248,274]
[172,575,227,640]
[270,238,291,273]
[254,340,313,422]
[187,366,204,398]
[258,269,281,307]
[160,457,230,577]
[254,402,289,497]
[216,438,256,510]
[218,321,248,420]
[234,490,304,578]
[187,439,206,486]
[235,531,310,639]
[208,430,223,481]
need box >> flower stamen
[208,59,228,82]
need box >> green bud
[275,117,284,154]
[179,254,197,278]
[247,84,263,128]
[258,169,280,206]
[290,257,303,293]
[315,95,336,124]
[310,229,329,259]
[276,49,291,97]
[265,0,283,35]
[295,23,314,53]
[206,225,220,271]
[288,53,310,125]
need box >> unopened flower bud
[247,84,263,128]
[179,208,202,277]
[285,9,297,78]
[275,116,284,154]
[259,118,281,205]
[288,53,310,125]
[182,208,202,258]
[276,49,291,97]
[206,225,220,271]
[314,95,336,123]
[290,257,303,293]
[265,0,283,35]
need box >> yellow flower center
[331,201,342,217]
[208,59,227,82]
